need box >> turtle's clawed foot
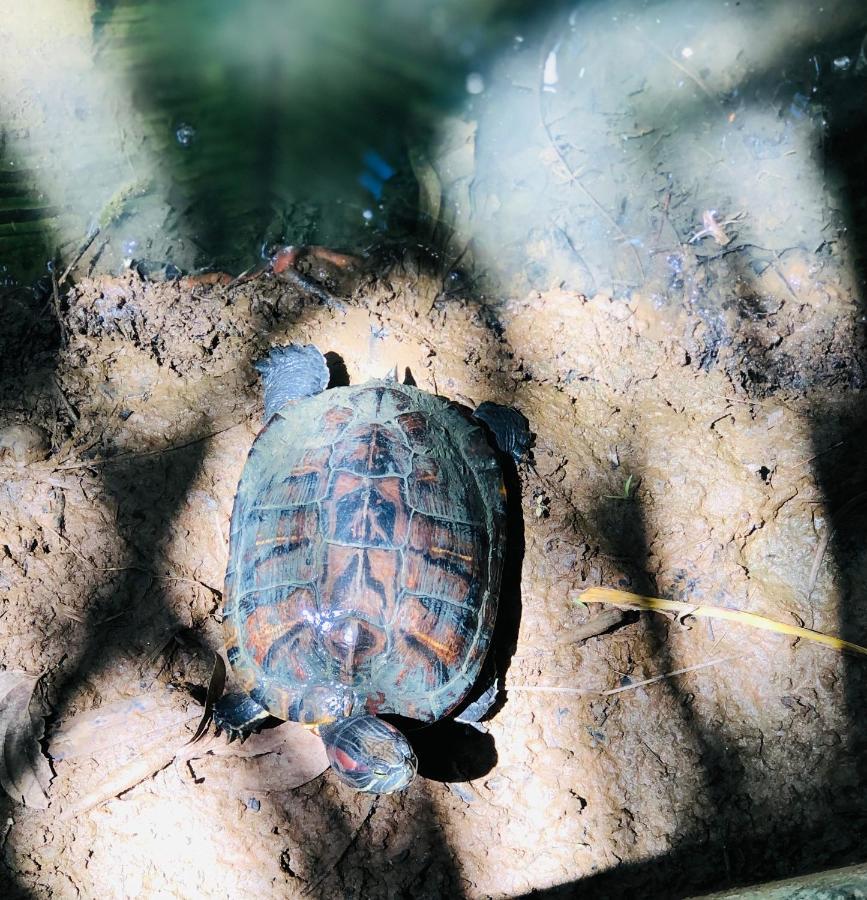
[213,692,270,742]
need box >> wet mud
[0,250,865,898]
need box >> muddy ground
[1,244,866,898]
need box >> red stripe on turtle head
[333,747,365,772]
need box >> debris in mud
[0,424,50,466]
[686,210,744,247]
[578,586,867,658]
[49,688,328,819]
[0,671,51,809]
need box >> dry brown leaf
[50,693,198,760]
[53,690,328,817]
[0,671,52,808]
[188,652,226,744]
[209,722,330,798]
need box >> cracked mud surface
[1,252,866,898]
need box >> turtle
[214,343,530,793]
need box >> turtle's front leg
[213,692,271,742]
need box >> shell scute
[395,410,431,448]
[243,585,318,671]
[325,472,410,549]
[408,455,483,523]
[261,445,331,505]
[239,504,321,588]
[320,544,399,623]
[320,405,355,440]
[330,423,412,477]
[322,616,388,677]
[349,385,413,416]
[395,593,471,686]
[402,514,487,608]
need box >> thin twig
[302,796,379,896]
[601,654,742,695]
[806,489,867,601]
[52,375,80,422]
[507,654,740,697]
[54,421,247,471]
[59,226,100,286]
[506,684,599,695]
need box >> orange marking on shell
[412,630,460,665]
[429,545,474,563]
[254,535,301,546]
[242,588,314,666]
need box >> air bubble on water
[543,50,559,89]
[122,238,139,257]
[466,72,485,94]
[175,123,196,147]
[833,56,851,71]
[362,209,373,221]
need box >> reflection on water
[0,0,540,282]
[0,0,866,298]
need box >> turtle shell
[222,381,506,726]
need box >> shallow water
[2,0,865,302]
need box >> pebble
[0,424,50,465]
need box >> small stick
[54,421,247,471]
[506,654,740,697]
[805,489,867,601]
[601,654,742,695]
[578,586,867,657]
[59,226,100,286]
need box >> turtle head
[318,716,417,793]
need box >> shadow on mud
[514,13,867,900]
[0,107,63,900]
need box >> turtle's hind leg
[213,692,270,742]
[473,402,532,463]
[454,664,499,733]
